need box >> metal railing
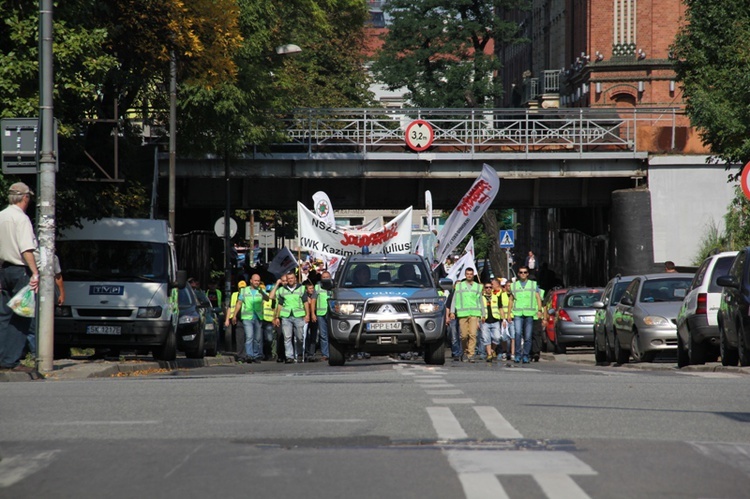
[543,70,561,93]
[259,107,687,158]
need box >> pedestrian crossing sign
[499,230,514,248]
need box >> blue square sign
[499,230,514,248]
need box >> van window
[58,240,169,282]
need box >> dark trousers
[531,319,543,359]
[0,266,33,368]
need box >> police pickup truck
[320,253,451,366]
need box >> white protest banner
[447,251,477,283]
[414,235,424,256]
[268,247,299,278]
[425,190,434,234]
[298,202,413,256]
[433,164,499,268]
[312,191,336,227]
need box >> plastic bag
[8,284,35,318]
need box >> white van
[54,218,186,361]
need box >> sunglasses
[484,286,492,289]
[518,271,528,274]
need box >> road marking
[413,375,445,380]
[689,442,750,476]
[446,450,596,499]
[678,372,742,379]
[426,407,468,440]
[164,443,205,478]
[579,369,636,376]
[0,450,60,488]
[432,398,475,404]
[415,379,452,385]
[425,389,464,396]
[473,406,524,439]
[43,420,161,425]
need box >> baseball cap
[237,280,247,288]
[9,182,33,196]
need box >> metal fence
[265,107,685,157]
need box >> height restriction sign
[405,120,434,152]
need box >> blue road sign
[499,230,515,248]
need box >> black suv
[321,253,451,366]
[716,248,750,366]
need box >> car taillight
[696,293,707,315]
[558,309,572,322]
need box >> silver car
[612,273,694,363]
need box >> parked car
[717,247,750,366]
[611,273,693,363]
[194,288,219,357]
[676,251,737,367]
[551,288,604,353]
[592,275,636,363]
[177,285,207,359]
[541,287,568,353]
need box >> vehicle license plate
[86,325,122,335]
[580,316,594,323]
[367,322,401,331]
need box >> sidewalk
[0,355,236,382]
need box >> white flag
[446,251,477,283]
[433,164,500,268]
[414,235,424,256]
[312,191,336,227]
[464,237,475,259]
[268,247,299,278]
[425,190,434,234]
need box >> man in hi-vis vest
[508,266,543,364]
[449,268,486,362]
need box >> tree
[371,0,529,108]
[673,0,750,169]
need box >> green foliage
[691,219,725,266]
[372,0,529,107]
[673,0,750,172]
[723,186,750,250]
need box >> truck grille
[365,302,409,314]
[76,309,134,318]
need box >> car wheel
[719,323,739,366]
[605,330,615,363]
[185,330,206,359]
[630,331,654,363]
[688,332,707,365]
[53,345,71,360]
[153,328,177,362]
[424,340,446,365]
[676,332,689,368]
[738,328,750,367]
[328,338,345,366]
[205,332,218,357]
[222,326,234,353]
[614,332,630,364]
[594,328,608,364]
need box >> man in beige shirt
[0,182,39,372]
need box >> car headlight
[55,305,72,317]
[204,323,215,330]
[643,316,669,326]
[179,312,200,324]
[331,301,362,315]
[412,302,440,314]
[137,306,162,319]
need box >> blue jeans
[262,321,276,358]
[481,321,501,346]
[0,265,33,368]
[282,316,305,359]
[317,314,329,357]
[514,315,535,358]
[448,319,461,358]
[241,317,262,359]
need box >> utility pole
[168,52,177,230]
[37,0,55,373]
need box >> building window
[612,0,636,56]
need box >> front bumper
[636,326,678,353]
[54,318,171,347]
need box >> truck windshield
[343,262,431,288]
[58,240,169,282]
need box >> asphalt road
[2,355,749,498]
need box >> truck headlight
[138,306,162,319]
[411,302,440,314]
[332,301,361,315]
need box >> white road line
[426,407,468,440]
[579,369,636,376]
[432,398,475,404]
[415,379,452,385]
[473,406,524,439]
[0,450,60,488]
[413,376,445,380]
[43,420,161,425]
[458,472,510,499]
[425,389,464,396]
[535,473,593,499]
[678,372,741,379]
[164,443,205,479]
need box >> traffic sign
[214,217,237,238]
[741,161,750,201]
[405,120,434,152]
[499,229,515,248]
[1,117,58,174]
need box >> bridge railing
[265,107,687,157]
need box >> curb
[2,355,236,382]
[543,352,750,375]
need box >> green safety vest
[278,285,306,318]
[314,284,329,316]
[454,280,483,318]
[239,287,264,320]
[511,280,539,317]
[262,298,275,322]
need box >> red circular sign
[742,161,750,201]
[405,120,434,152]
